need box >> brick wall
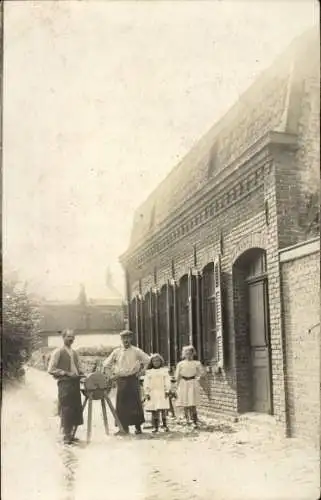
[122,31,319,426]
[125,152,293,422]
[126,157,279,419]
[281,242,320,441]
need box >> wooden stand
[78,373,124,443]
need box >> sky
[3,0,318,301]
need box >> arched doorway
[201,262,216,364]
[233,248,272,414]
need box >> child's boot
[184,408,191,425]
[191,407,199,429]
[152,412,159,433]
[161,411,169,432]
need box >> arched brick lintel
[231,231,267,264]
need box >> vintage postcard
[2,1,320,500]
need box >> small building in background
[38,272,124,349]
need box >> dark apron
[116,375,145,428]
[58,378,83,433]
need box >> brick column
[264,161,287,429]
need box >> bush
[2,281,42,381]
[29,346,55,370]
[75,345,115,357]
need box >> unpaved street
[2,368,319,500]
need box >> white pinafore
[175,359,202,407]
[143,367,171,412]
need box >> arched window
[177,275,189,356]
[202,262,216,362]
[142,289,159,354]
[177,271,198,358]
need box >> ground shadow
[170,418,236,434]
[199,423,236,433]
[59,446,79,499]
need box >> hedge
[29,345,115,372]
[3,281,42,381]
[75,345,114,357]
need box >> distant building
[120,29,320,440]
[38,272,125,349]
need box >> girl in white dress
[175,345,203,428]
[144,354,171,433]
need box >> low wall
[280,238,320,441]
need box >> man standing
[103,330,150,435]
[48,329,84,444]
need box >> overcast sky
[3,0,318,301]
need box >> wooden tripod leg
[87,397,93,444]
[101,398,109,435]
[82,396,89,411]
[104,392,124,433]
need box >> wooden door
[248,278,272,413]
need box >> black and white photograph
[1,1,320,499]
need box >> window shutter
[148,289,153,353]
[129,298,136,335]
[134,296,140,347]
[171,279,179,365]
[139,295,144,351]
[153,287,159,353]
[214,255,224,368]
[166,281,171,366]
[145,291,153,354]
[188,268,193,345]
[201,271,207,362]
[195,272,202,362]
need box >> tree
[2,280,42,381]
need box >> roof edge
[121,130,298,264]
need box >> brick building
[120,29,320,438]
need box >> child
[175,345,203,429]
[144,353,171,433]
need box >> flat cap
[120,329,133,337]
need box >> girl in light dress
[143,353,171,433]
[175,345,203,429]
